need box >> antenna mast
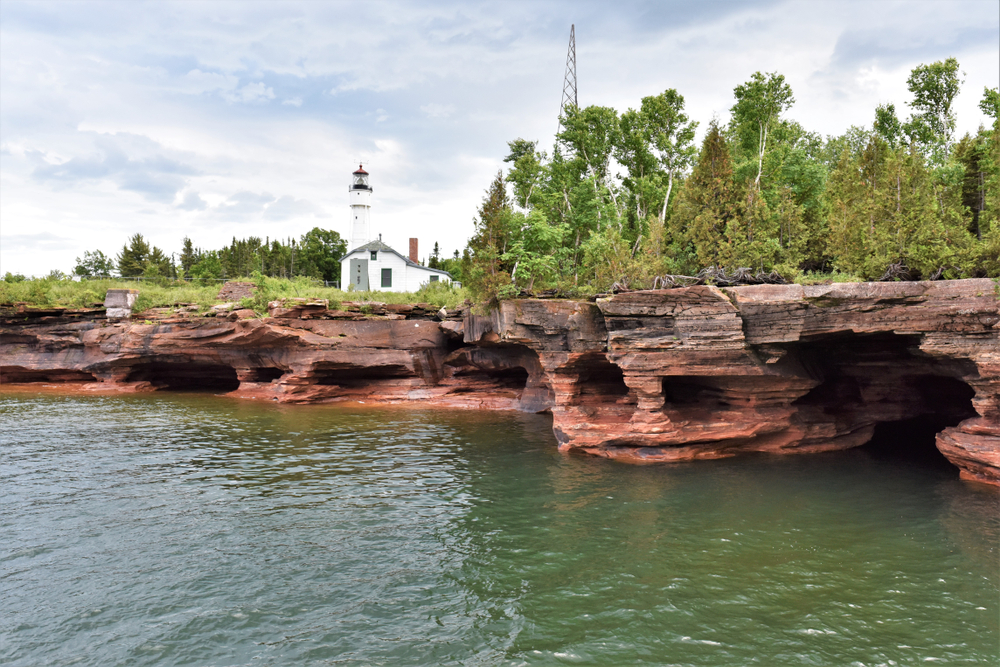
[557,24,577,136]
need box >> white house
[339,165,453,292]
[340,239,453,292]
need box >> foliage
[297,227,347,282]
[0,274,470,313]
[117,234,173,278]
[904,57,963,153]
[457,57,997,303]
[73,250,115,278]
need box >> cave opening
[0,368,98,383]
[786,332,978,470]
[313,365,410,387]
[485,366,530,390]
[243,367,285,383]
[125,362,241,392]
[862,415,967,470]
[578,358,629,398]
[662,377,725,406]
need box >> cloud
[828,25,999,72]
[224,82,276,104]
[1,0,997,277]
[0,231,77,252]
[177,191,208,211]
[30,132,198,203]
[420,103,456,118]
[213,191,276,221]
[178,68,239,95]
[262,195,324,221]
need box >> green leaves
[980,87,1000,121]
[297,228,347,283]
[73,250,115,278]
[905,58,963,145]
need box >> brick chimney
[409,238,418,263]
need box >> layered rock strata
[1,280,997,485]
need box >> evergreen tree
[117,234,152,277]
[467,171,516,305]
[671,122,743,269]
[179,237,199,279]
[428,242,442,269]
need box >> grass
[0,275,471,315]
[792,270,867,285]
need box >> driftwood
[878,262,912,282]
[649,266,787,290]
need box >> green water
[1,392,997,666]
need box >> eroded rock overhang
[1,279,997,485]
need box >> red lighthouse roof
[353,164,368,175]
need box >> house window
[370,251,378,260]
[381,268,392,288]
[429,275,439,282]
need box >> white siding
[371,252,408,291]
[403,265,443,292]
[341,246,452,293]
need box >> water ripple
[1,391,997,666]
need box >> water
[1,391,997,666]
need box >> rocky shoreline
[2,279,998,486]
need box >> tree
[903,57,963,152]
[874,103,905,148]
[117,234,152,277]
[730,71,795,191]
[297,228,346,283]
[671,122,744,269]
[503,139,546,210]
[954,130,990,240]
[73,250,115,277]
[143,247,174,279]
[466,171,516,305]
[179,237,200,279]
[428,242,442,269]
[190,251,223,282]
[640,89,699,221]
[980,87,1000,121]
[116,233,172,278]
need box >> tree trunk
[660,171,674,222]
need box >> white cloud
[0,0,997,276]
[224,82,275,104]
[179,69,239,96]
[420,103,456,118]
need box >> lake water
[1,391,997,666]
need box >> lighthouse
[348,164,372,250]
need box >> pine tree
[117,234,152,277]
[671,122,743,269]
[467,171,516,305]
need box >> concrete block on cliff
[104,289,138,320]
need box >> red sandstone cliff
[2,280,997,485]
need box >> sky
[1,0,998,277]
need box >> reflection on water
[1,391,997,666]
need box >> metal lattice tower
[557,24,577,136]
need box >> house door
[349,258,369,290]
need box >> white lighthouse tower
[348,164,372,250]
